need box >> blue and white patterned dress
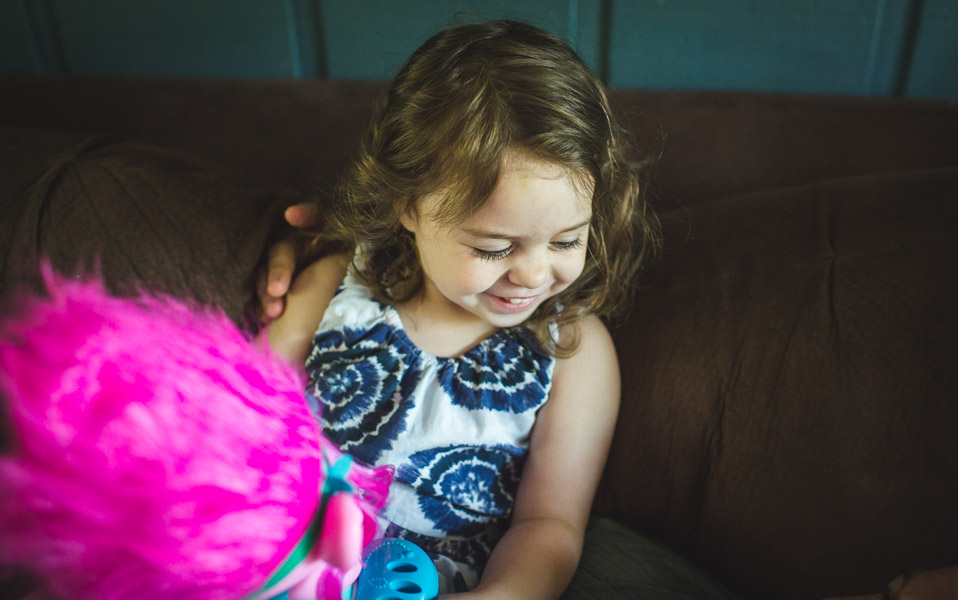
[304,272,556,587]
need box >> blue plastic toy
[351,538,439,600]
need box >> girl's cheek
[559,252,588,283]
[458,260,496,289]
[478,263,506,286]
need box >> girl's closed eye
[552,237,584,251]
[472,246,513,261]
[471,237,584,261]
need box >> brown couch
[2,75,957,600]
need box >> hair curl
[318,20,660,356]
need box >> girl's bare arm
[449,314,621,600]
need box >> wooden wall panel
[905,0,958,98]
[0,2,36,73]
[1,0,955,99]
[605,0,880,95]
[49,0,298,78]
[320,0,581,80]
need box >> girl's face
[401,150,592,330]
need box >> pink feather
[0,270,388,600]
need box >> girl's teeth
[506,297,531,304]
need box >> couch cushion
[612,91,958,206]
[5,77,958,204]
[0,127,301,324]
[562,518,743,600]
[597,166,958,598]
[0,76,383,194]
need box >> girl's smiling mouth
[486,293,540,311]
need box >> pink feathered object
[0,271,391,600]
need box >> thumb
[285,203,320,229]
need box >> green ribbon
[247,449,356,599]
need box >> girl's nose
[508,251,550,290]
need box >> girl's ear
[399,204,418,233]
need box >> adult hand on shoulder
[256,203,321,322]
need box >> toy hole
[389,581,422,594]
[387,560,418,573]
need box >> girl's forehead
[417,149,593,227]
[502,149,592,188]
[460,161,591,236]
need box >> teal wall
[2,0,956,98]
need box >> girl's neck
[395,289,498,358]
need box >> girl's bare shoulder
[548,314,621,422]
[554,315,619,383]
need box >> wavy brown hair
[319,20,660,356]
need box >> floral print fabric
[305,272,555,570]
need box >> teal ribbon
[247,449,356,599]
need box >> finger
[284,203,320,229]
[262,296,285,320]
[266,238,297,298]
[255,267,285,322]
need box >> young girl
[266,20,659,599]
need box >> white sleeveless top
[304,272,556,570]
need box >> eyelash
[472,237,584,261]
